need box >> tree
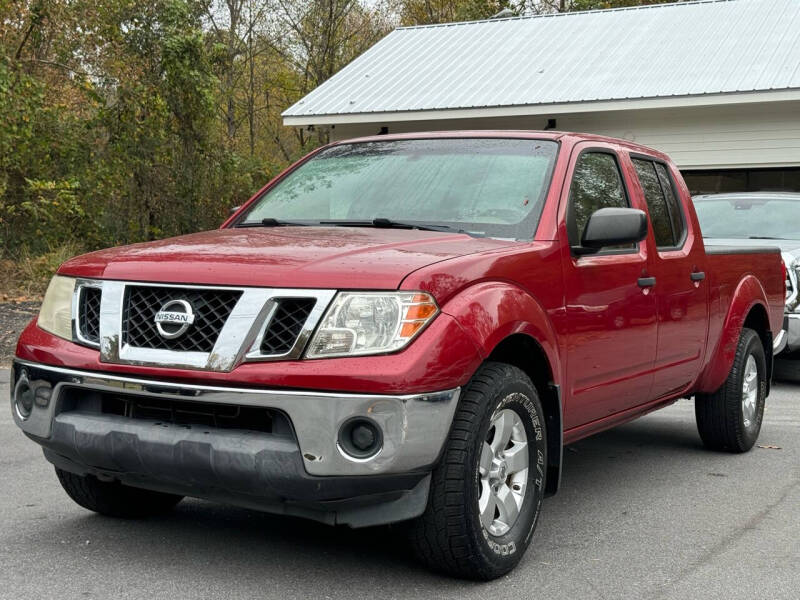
[271,0,394,146]
[399,0,510,25]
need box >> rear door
[629,156,709,398]
[561,143,658,429]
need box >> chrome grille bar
[93,280,336,372]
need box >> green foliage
[0,0,270,259]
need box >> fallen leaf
[756,444,782,450]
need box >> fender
[439,281,562,386]
[441,280,563,495]
[696,274,770,394]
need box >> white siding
[328,100,800,170]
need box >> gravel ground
[0,302,38,366]
[1,369,799,600]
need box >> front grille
[122,286,241,352]
[78,286,101,345]
[260,298,317,355]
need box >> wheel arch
[440,281,564,496]
[487,334,563,497]
[698,274,774,394]
[743,302,773,392]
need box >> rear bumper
[10,360,460,526]
[781,313,800,354]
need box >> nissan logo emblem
[154,299,196,339]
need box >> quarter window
[655,163,685,244]
[567,152,630,247]
[631,158,686,249]
[633,159,674,247]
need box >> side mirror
[229,205,241,216]
[578,207,648,254]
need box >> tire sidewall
[466,372,547,573]
[737,331,767,447]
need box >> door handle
[690,271,706,282]
[638,277,656,288]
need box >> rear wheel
[410,362,547,580]
[695,327,766,453]
[56,468,183,518]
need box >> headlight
[37,275,76,340]
[306,292,438,358]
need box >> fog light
[338,418,382,459]
[34,383,52,408]
[14,374,35,420]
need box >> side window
[633,158,675,247]
[631,158,687,249]
[654,162,686,245]
[567,152,629,247]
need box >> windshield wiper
[237,218,312,227]
[748,235,785,240]
[318,218,484,237]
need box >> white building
[282,0,800,194]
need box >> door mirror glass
[579,207,648,253]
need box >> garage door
[682,167,800,196]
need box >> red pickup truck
[12,132,784,579]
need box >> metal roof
[694,192,800,200]
[283,0,800,122]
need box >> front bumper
[10,360,460,526]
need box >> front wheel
[410,362,547,580]
[695,327,767,452]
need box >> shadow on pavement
[31,415,709,586]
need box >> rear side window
[633,159,673,246]
[655,163,685,243]
[567,152,629,247]
[632,158,686,248]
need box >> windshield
[694,195,800,240]
[238,138,559,240]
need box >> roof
[326,129,672,160]
[283,0,800,125]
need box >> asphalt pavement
[1,368,799,600]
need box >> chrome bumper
[782,313,800,354]
[10,360,460,477]
[774,328,787,355]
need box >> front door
[561,144,658,430]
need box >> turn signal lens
[399,295,439,339]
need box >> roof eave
[283,89,800,127]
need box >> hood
[58,226,519,289]
[703,237,800,261]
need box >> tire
[695,327,766,453]
[411,362,547,580]
[55,468,183,518]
